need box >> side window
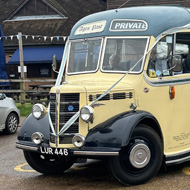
[175,33,190,74]
[148,35,173,78]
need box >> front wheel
[109,124,163,186]
[24,151,75,175]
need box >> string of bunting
[0,34,67,42]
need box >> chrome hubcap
[8,116,18,132]
[129,143,151,168]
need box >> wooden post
[18,32,25,105]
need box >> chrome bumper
[16,143,119,156]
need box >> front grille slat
[49,93,80,144]
[59,136,74,144]
[89,92,133,101]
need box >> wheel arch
[18,113,50,142]
[138,117,164,145]
[84,110,163,150]
[8,111,20,124]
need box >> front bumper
[16,142,119,157]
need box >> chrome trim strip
[55,88,60,145]
[16,143,119,156]
[16,144,38,151]
[73,150,119,156]
[166,155,190,165]
[60,101,79,105]
[165,149,190,158]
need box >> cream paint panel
[134,75,172,150]
[88,89,135,129]
[166,82,190,153]
[142,74,190,156]
[143,34,190,155]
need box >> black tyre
[24,151,75,175]
[109,124,163,186]
[5,112,19,134]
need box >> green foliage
[16,103,33,117]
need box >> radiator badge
[68,105,74,112]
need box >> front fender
[84,111,160,149]
[18,114,50,144]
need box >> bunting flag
[0,34,67,42]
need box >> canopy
[0,25,9,87]
[8,46,64,64]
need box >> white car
[0,93,20,134]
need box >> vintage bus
[16,6,190,186]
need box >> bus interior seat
[103,53,110,67]
[119,61,130,71]
[119,60,141,71]
[129,60,141,71]
[183,58,190,73]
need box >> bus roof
[69,6,190,40]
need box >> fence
[0,32,63,104]
[0,79,56,104]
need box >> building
[0,0,106,89]
[2,0,190,90]
[107,0,190,9]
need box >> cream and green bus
[16,5,190,186]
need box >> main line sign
[75,20,106,35]
[110,19,148,31]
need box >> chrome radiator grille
[49,93,80,144]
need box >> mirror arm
[52,55,59,74]
[52,64,59,74]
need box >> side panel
[84,111,161,149]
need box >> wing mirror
[172,55,182,72]
[0,93,6,100]
[52,55,59,73]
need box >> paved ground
[1,117,190,189]
[19,116,26,127]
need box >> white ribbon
[50,23,190,137]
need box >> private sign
[110,19,148,31]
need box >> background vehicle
[16,6,190,186]
[0,93,20,134]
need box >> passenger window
[175,33,190,74]
[148,35,173,78]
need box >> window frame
[147,34,175,78]
[66,37,103,75]
[100,36,150,74]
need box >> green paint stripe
[151,78,190,85]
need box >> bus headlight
[32,104,46,120]
[80,105,94,122]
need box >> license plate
[40,147,69,156]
